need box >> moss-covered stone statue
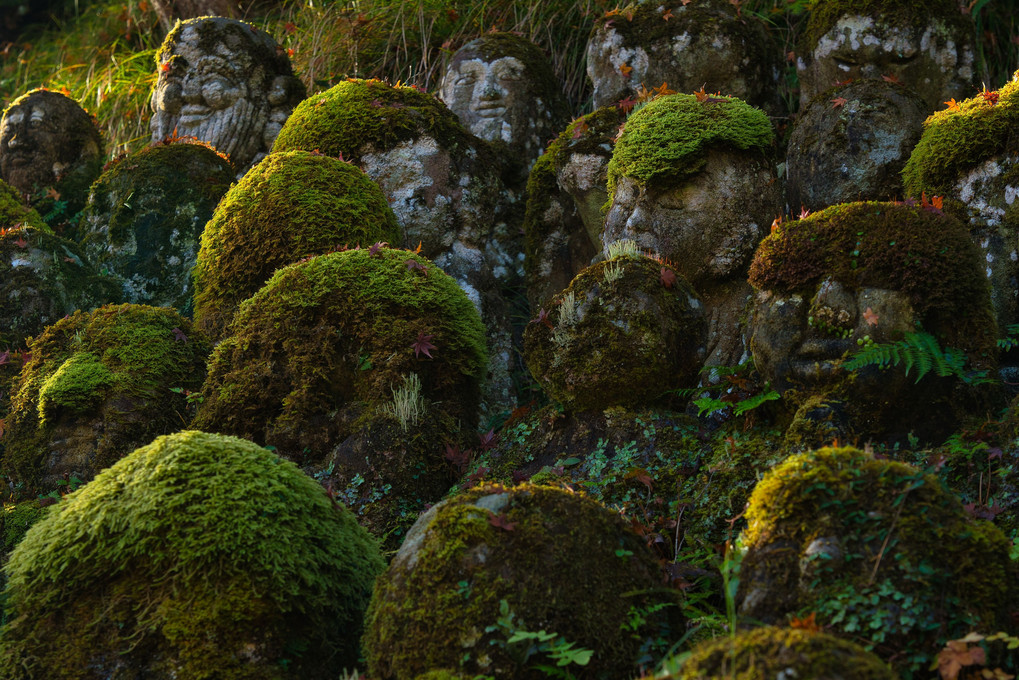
[737,446,1015,674]
[0,430,384,679]
[77,141,235,313]
[653,626,898,679]
[1,304,209,494]
[191,149,402,341]
[363,482,683,679]
[796,0,975,112]
[0,186,118,351]
[902,72,1019,344]
[523,105,625,308]
[0,88,104,232]
[150,16,306,172]
[586,0,783,114]
[438,32,569,182]
[524,249,706,412]
[748,201,1000,446]
[604,92,780,367]
[786,79,929,212]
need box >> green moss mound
[273,78,475,162]
[524,254,706,412]
[0,430,385,679]
[78,141,235,311]
[739,446,1015,673]
[192,149,402,341]
[804,0,966,52]
[363,482,682,679]
[0,179,47,233]
[192,247,487,468]
[902,72,1019,197]
[748,201,996,364]
[2,303,209,494]
[606,93,773,196]
[666,626,897,679]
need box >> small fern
[843,331,992,385]
[997,324,1019,351]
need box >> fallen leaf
[881,74,902,84]
[935,638,985,680]
[45,187,60,200]
[368,241,387,256]
[413,240,423,254]
[405,258,427,274]
[488,512,517,531]
[662,8,673,20]
[170,327,188,343]
[831,96,848,108]
[571,119,590,139]
[790,611,822,632]
[694,85,708,102]
[412,331,436,359]
[770,215,783,233]
[982,87,1000,106]
[863,307,879,327]
[619,62,633,77]
[944,98,961,111]
[616,96,638,114]
[798,206,811,219]
[660,267,677,289]
[530,307,553,329]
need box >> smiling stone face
[149,17,304,172]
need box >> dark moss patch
[192,149,402,341]
[0,430,384,679]
[0,179,47,233]
[803,0,967,53]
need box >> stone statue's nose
[6,132,19,148]
[182,73,202,102]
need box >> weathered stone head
[786,79,929,212]
[797,0,975,111]
[150,17,306,172]
[586,0,783,114]
[0,89,103,201]
[748,201,998,443]
[439,32,568,176]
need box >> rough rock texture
[0,430,384,679]
[586,0,783,114]
[786,79,928,211]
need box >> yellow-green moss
[192,149,402,341]
[273,78,475,163]
[606,93,773,197]
[902,72,1019,197]
[363,482,681,680]
[192,247,487,468]
[0,180,47,233]
[803,0,967,53]
[0,430,385,679]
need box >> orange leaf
[981,88,1000,106]
[881,73,901,84]
[831,96,847,108]
[45,187,60,200]
[413,240,423,255]
[944,98,961,111]
[138,0,149,10]
[770,215,783,233]
[662,9,673,20]
[863,307,879,327]
[694,85,708,102]
[652,81,675,96]
[160,62,170,72]
[619,62,633,77]
[790,611,822,632]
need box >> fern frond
[845,331,994,385]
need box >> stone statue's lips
[472,103,506,118]
[789,336,853,383]
[4,152,32,166]
[179,105,213,126]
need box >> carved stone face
[0,90,101,196]
[150,17,304,172]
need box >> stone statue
[150,16,305,172]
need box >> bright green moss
[193,247,487,468]
[2,303,209,494]
[803,0,966,52]
[606,93,773,197]
[902,72,1019,197]
[363,482,681,680]
[0,180,47,233]
[273,78,475,163]
[0,501,49,555]
[0,430,385,679]
[748,201,996,363]
[192,149,402,341]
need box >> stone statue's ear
[268,75,305,107]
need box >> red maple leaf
[944,98,961,112]
[881,74,901,85]
[798,206,811,219]
[862,307,879,327]
[693,85,709,102]
[660,267,677,289]
[488,513,517,531]
[405,258,427,274]
[531,308,553,329]
[283,21,297,34]
[571,119,589,139]
[478,429,498,452]
[444,443,473,475]
[831,96,848,108]
[411,331,436,358]
[981,88,1000,106]
[662,8,673,20]
[170,327,188,343]
[368,241,388,256]
[616,96,638,114]
[12,236,28,249]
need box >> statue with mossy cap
[439,32,569,184]
[150,16,306,173]
[603,91,780,368]
[797,0,975,112]
[585,0,783,115]
[0,88,103,233]
[748,201,1001,447]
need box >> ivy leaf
[411,332,436,359]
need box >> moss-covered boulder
[737,447,1015,674]
[786,79,929,211]
[0,430,385,679]
[797,0,975,111]
[1,304,209,494]
[78,141,234,313]
[524,253,706,412]
[748,201,1000,444]
[585,0,783,115]
[657,626,898,679]
[193,247,486,471]
[191,149,402,341]
[363,482,682,680]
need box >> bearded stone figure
[149,16,305,172]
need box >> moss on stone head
[739,446,1015,672]
[803,0,966,52]
[192,247,486,468]
[273,79,475,163]
[363,482,682,679]
[2,303,209,493]
[606,93,773,196]
[0,430,384,679]
[902,72,1019,197]
[748,201,996,363]
[0,179,46,232]
[670,626,898,679]
[192,149,402,341]
[156,16,295,81]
